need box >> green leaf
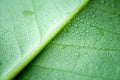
[0,0,89,79]
[16,0,120,80]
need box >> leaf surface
[16,0,120,80]
[0,0,89,79]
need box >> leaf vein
[30,0,42,40]
[52,42,120,52]
[8,9,23,56]
[31,64,110,80]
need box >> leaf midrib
[3,1,90,80]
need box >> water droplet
[82,33,86,36]
[55,78,58,80]
[34,74,38,78]
[82,16,85,18]
[92,15,96,18]
[110,3,115,7]
[75,52,80,58]
[76,17,80,21]
[23,10,34,16]
[60,45,65,49]
[84,21,87,24]
[86,13,90,16]
[65,54,68,57]
[97,28,104,36]
[101,0,105,4]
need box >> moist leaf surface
[16,0,120,80]
[0,0,89,79]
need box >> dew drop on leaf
[22,10,34,16]
[55,78,58,80]
[80,20,83,23]
[97,28,104,36]
[34,74,38,78]
[75,52,80,58]
[92,15,96,18]
[101,0,105,4]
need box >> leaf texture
[16,0,120,80]
[0,0,89,79]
